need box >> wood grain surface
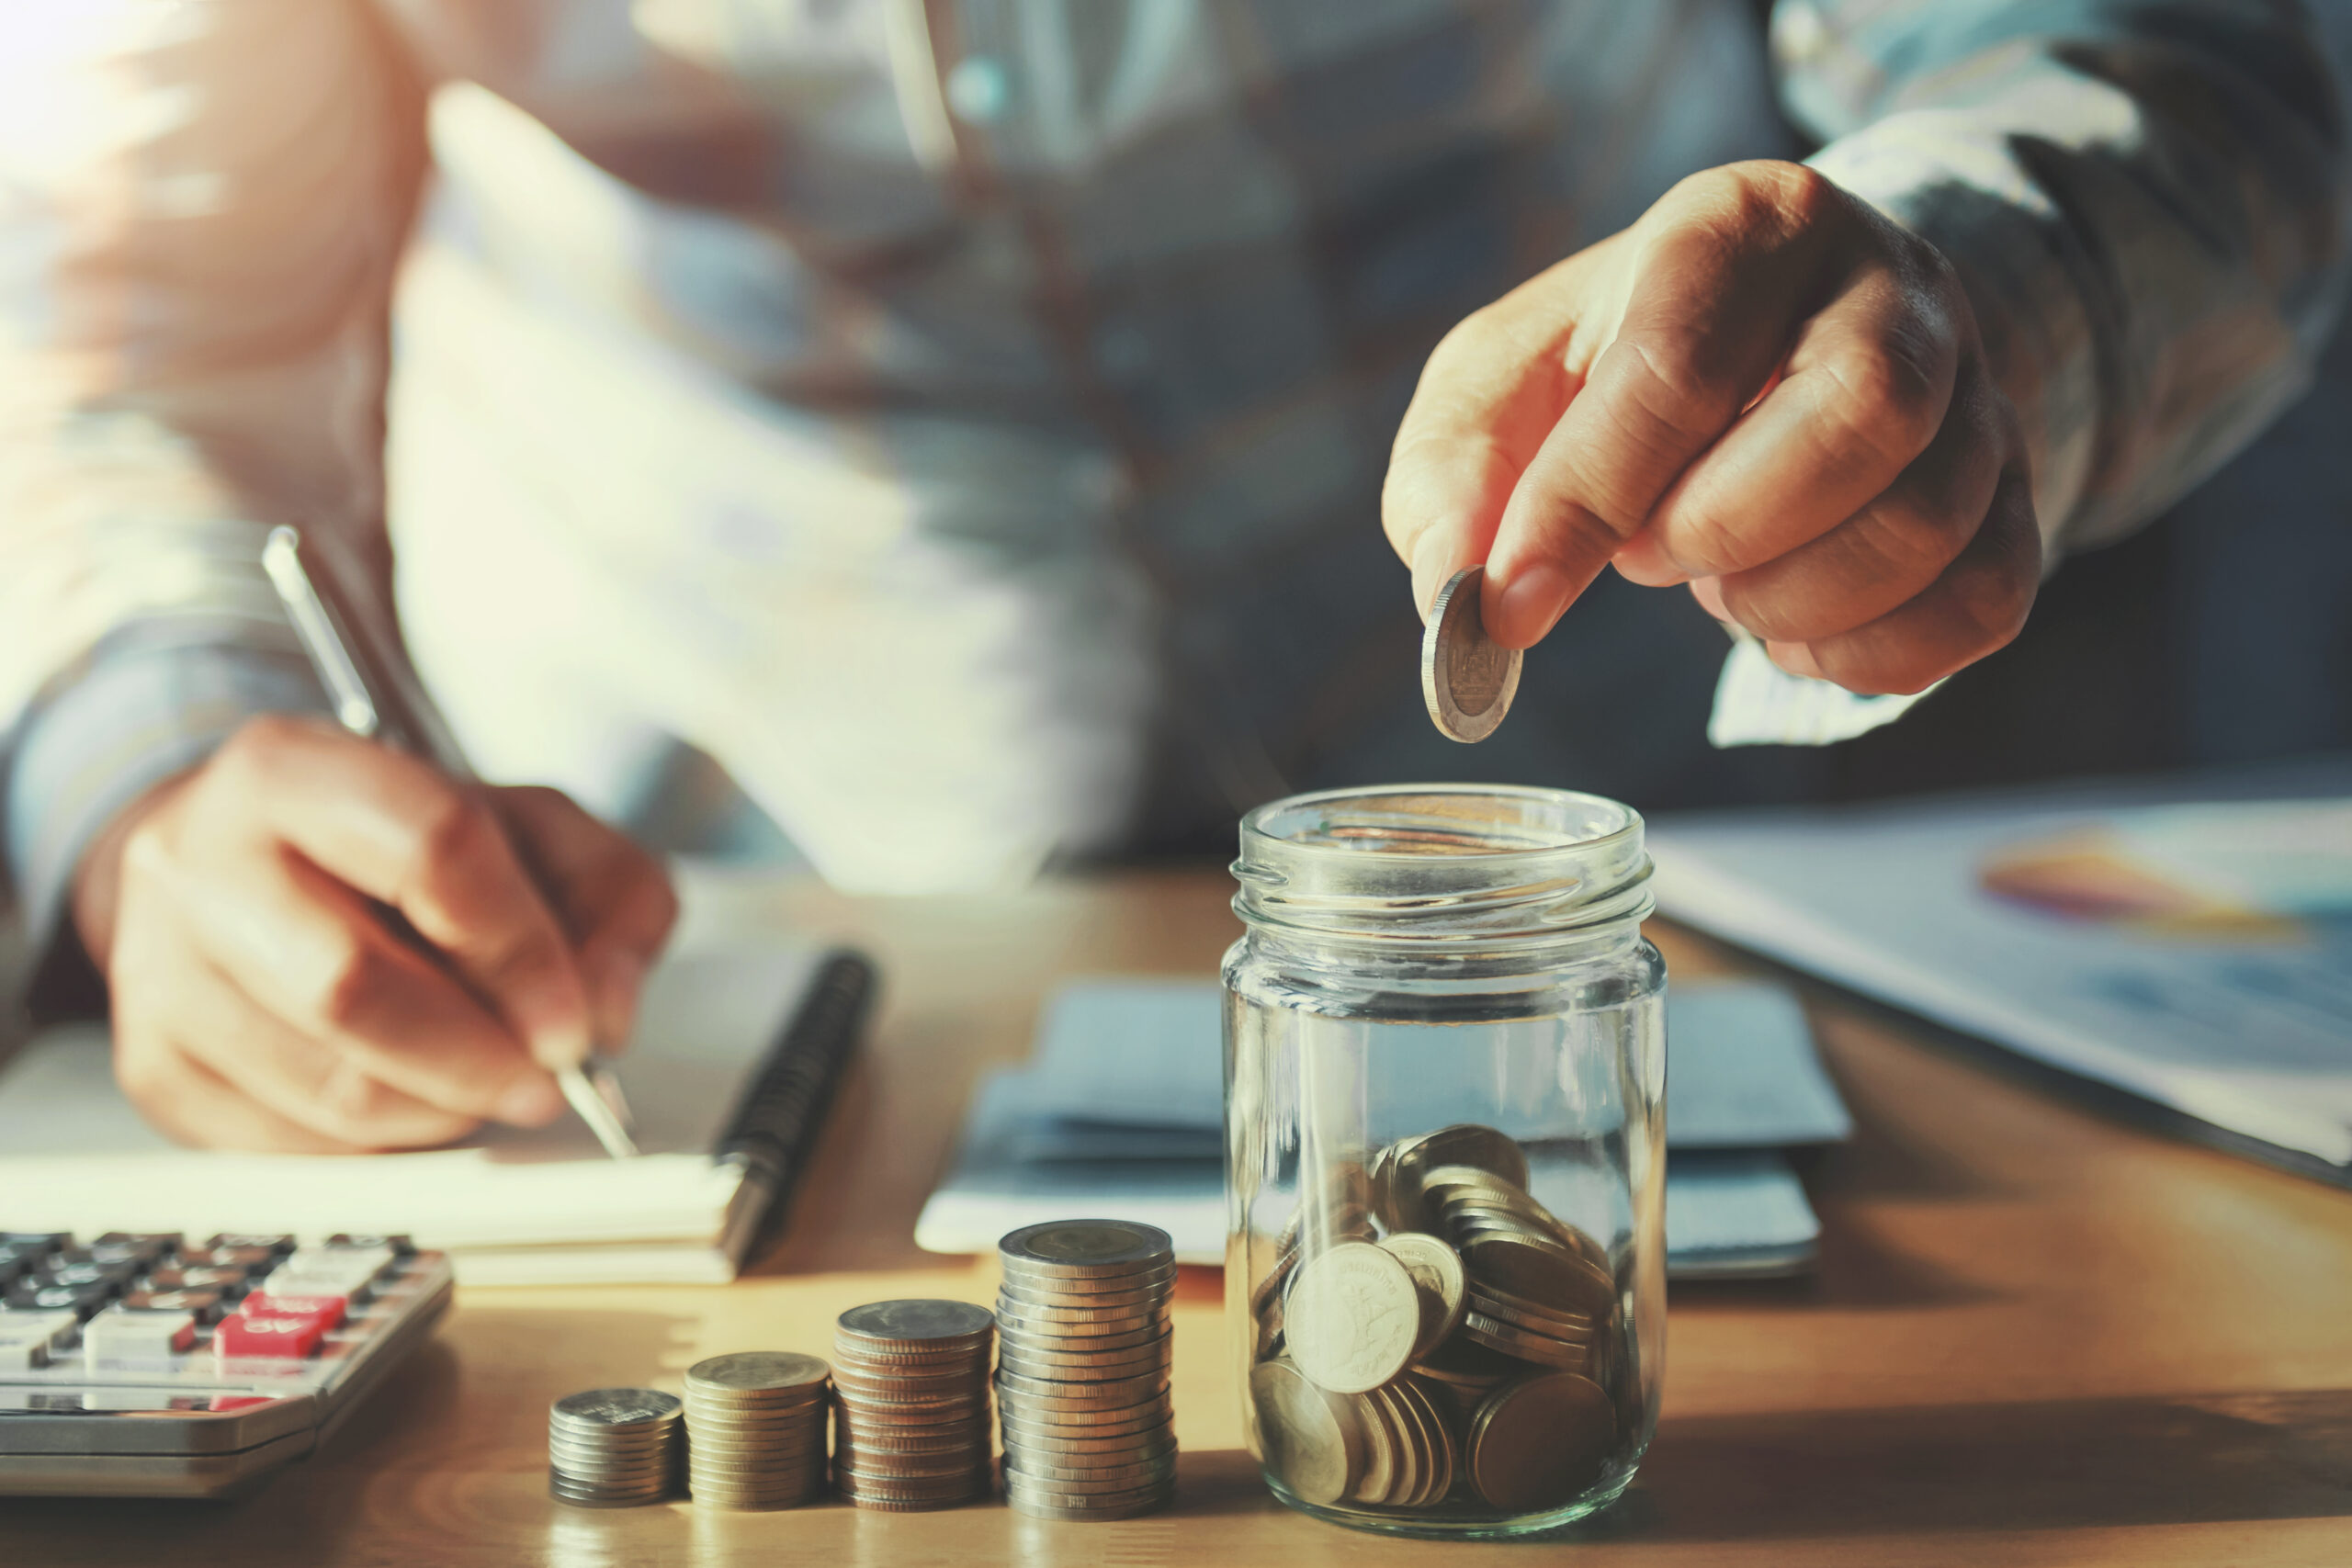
[6,869,2349,1566]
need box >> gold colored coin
[1468,1372,1616,1511]
[1376,1232,1468,1361]
[1460,1232,1617,1321]
[1421,566,1522,743]
[1283,1241,1421,1395]
[1250,1359,1362,1507]
[1348,1385,1397,1506]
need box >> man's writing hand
[73,716,678,1152]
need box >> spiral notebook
[0,942,873,1285]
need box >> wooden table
[8,870,2351,1566]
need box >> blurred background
[0,3,2346,893]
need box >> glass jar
[1223,784,1667,1539]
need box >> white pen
[260,525,640,1158]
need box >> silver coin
[547,1429,678,1455]
[996,1396,1173,1434]
[993,1290,1169,1324]
[999,1221,1173,1277]
[1001,1261,1179,1299]
[684,1350,831,1395]
[549,1388,683,1429]
[687,1457,827,1476]
[835,1475,993,1502]
[1004,1450,1177,1485]
[1003,1476,1175,1510]
[996,1368,1170,1404]
[1420,564,1521,743]
[836,1299,995,1347]
[995,1275,1172,1312]
[995,1303,1164,1338]
[997,1347,1170,1382]
[1007,1493,1170,1521]
[686,1485,828,1504]
[995,1319,1170,1355]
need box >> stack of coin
[548,1388,684,1507]
[1248,1122,1630,1518]
[994,1219,1178,1520]
[682,1351,831,1509]
[830,1300,996,1510]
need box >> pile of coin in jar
[1249,1123,1632,1517]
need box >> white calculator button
[0,1309,78,1348]
[0,1335,48,1370]
[82,1310,197,1358]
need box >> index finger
[215,718,594,1070]
[1382,243,1612,620]
[1482,166,1837,646]
[492,786,680,1050]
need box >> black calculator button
[177,1247,276,1271]
[144,1265,250,1295]
[1,1233,72,1253]
[326,1234,415,1256]
[119,1288,227,1324]
[88,1235,175,1266]
[203,1234,296,1256]
[4,1283,112,1319]
[34,1262,136,1292]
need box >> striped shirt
[0,1,2343,946]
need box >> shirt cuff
[5,639,333,973]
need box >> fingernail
[1409,542,1450,624]
[495,1071,566,1127]
[1767,640,1824,680]
[1490,563,1574,649]
[594,951,647,1050]
[513,977,594,1071]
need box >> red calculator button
[238,1292,346,1330]
[214,1314,324,1359]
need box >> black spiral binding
[714,950,876,1200]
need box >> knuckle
[312,937,390,1033]
[1953,559,2035,653]
[1604,332,1742,446]
[1842,332,1947,449]
[413,790,501,886]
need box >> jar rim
[1233,784,1653,946]
[1239,784,1643,863]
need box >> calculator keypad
[0,1231,440,1393]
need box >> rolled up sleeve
[1772,0,2351,554]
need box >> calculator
[0,1230,453,1497]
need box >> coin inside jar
[1420,565,1522,743]
[1467,1372,1616,1510]
[1250,1359,1363,1507]
[1375,1232,1468,1360]
[1282,1241,1422,1395]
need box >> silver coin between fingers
[1421,565,1521,743]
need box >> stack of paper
[916,976,1849,1278]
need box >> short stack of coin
[994,1219,1178,1520]
[548,1388,684,1507]
[683,1351,831,1509]
[830,1300,997,1510]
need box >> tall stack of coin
[548,1388,684,1507]
[830,1300,997,1510]
[994,1219,1178,1520]
[682,1351,831,1509]
[1247,1123,1630,1519]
